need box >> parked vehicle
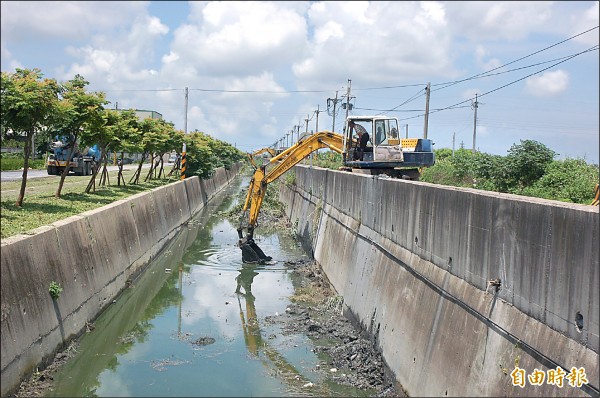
[46,135,100,176]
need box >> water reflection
[236,265,261,356]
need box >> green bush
[0,158,46,171]
[312,151,343,170]
[420,158,463,187]
[421,146,598,205]
[517,158,599,203]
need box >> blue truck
[46,136,101,176]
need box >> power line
[93,88,183,92]
[189,88,333,93]
[431,46,599,93]
[432,25,599,93]
[401,43,599,122]
[377,87,428,116]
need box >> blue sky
[2,1,598,163]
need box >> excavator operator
[349,120,370,161]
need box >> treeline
[1,68,245,207]
[307,140,598,205]
[420,140,598,205]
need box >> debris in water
[151,359,190,372]
[165,268,172,273]
[192,337,216,346]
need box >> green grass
[1,168,178,239]
[0,157,46,171]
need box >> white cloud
[445,1,553,41]
[0,1,148,42]
[295,1,456,86]
[162,51,180,64]
[462,88,480,102]
[168,1,308,77]
[525,70,569,97]
[570,1,600,45]
[474,45,502,72]
[60,12,168,84]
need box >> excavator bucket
[238,229,272,264]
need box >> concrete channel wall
[279,165,599,397]
[0,163,242,396]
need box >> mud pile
[278,259,402,397]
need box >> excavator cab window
[374,119,399,146]
[375,121,387,146]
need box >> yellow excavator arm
[238,131,346,263]
[247,147,277,169]
[252,147,277,157]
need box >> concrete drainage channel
[3,161,598,397]
[0,165,241,396]
[5,174,397,397]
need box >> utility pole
[344,79,352,125]
[423,82,431,139]
[315,105,321,133]
[328,91,339,132]
[184,87,189,134]
[472,93,478,153]
[305,114,310,135]
[405,124,409,138]
[452,132,455,157]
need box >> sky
[1,1,599,163]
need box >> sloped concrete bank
[279,165,598,397]
[0,164,242,396]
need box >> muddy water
[47,176,373,397]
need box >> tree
[184,132,216,179]
[53,75,107,198]
[506,139,556,189]
[84,109,136,193]
[159,127,184,179]
[129,117,162,185]
[113,110,140,186]
[144,119,175,181]
[0,68,60,207]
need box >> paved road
[0,164,155,182]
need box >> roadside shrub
[517,158,599,203]
[420,158,463,186]
[0,158,45,171]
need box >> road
[0,164,155,182]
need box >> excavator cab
[343,116,435,177]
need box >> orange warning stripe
[592,183,599,206]
[180,152,187,180]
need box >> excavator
[237,115,435,263]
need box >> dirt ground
[276,258,403,397]
[12,340,80,397]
